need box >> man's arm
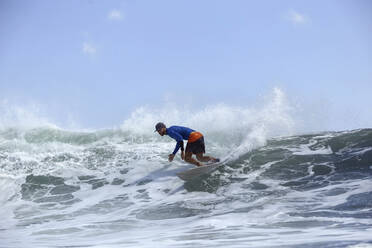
[172,140,184,155]
[167,130,184,162]
[167,130,184,155]
[169,140,184,162]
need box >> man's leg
[195,153,217,162]
[184,151,203,167]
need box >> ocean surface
[1,125,371,248]
[0,95,372,247]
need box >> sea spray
[0,90,371,248]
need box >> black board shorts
[185,137,205,154]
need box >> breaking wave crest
[0,89,371,248]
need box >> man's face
[157,127,166,136]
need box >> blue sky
[0,0,371,130]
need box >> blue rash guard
[166,126,195,155]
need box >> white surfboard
[176,161,223,181]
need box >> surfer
[155,122,219,167]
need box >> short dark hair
[155,122,166,132]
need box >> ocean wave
[1,98,371,247]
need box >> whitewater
[0,89,371,248]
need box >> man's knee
[185,156,192,162]
[196,154,204,161]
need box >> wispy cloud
[82,42,96,55]
[108,9,123,21]
[287,9,309,25]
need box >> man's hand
[181,151,185,160]
[168,154,175,162]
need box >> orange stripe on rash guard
[188,131,203,143]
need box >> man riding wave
[155,122,219,167]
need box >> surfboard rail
[176,162,222,181]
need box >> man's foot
[211,158,220,163]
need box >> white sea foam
[288,139,333,155]
[0,100,57,130]
[1,91,371,248]
[348,244,372,248]
[122,87,295,161]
